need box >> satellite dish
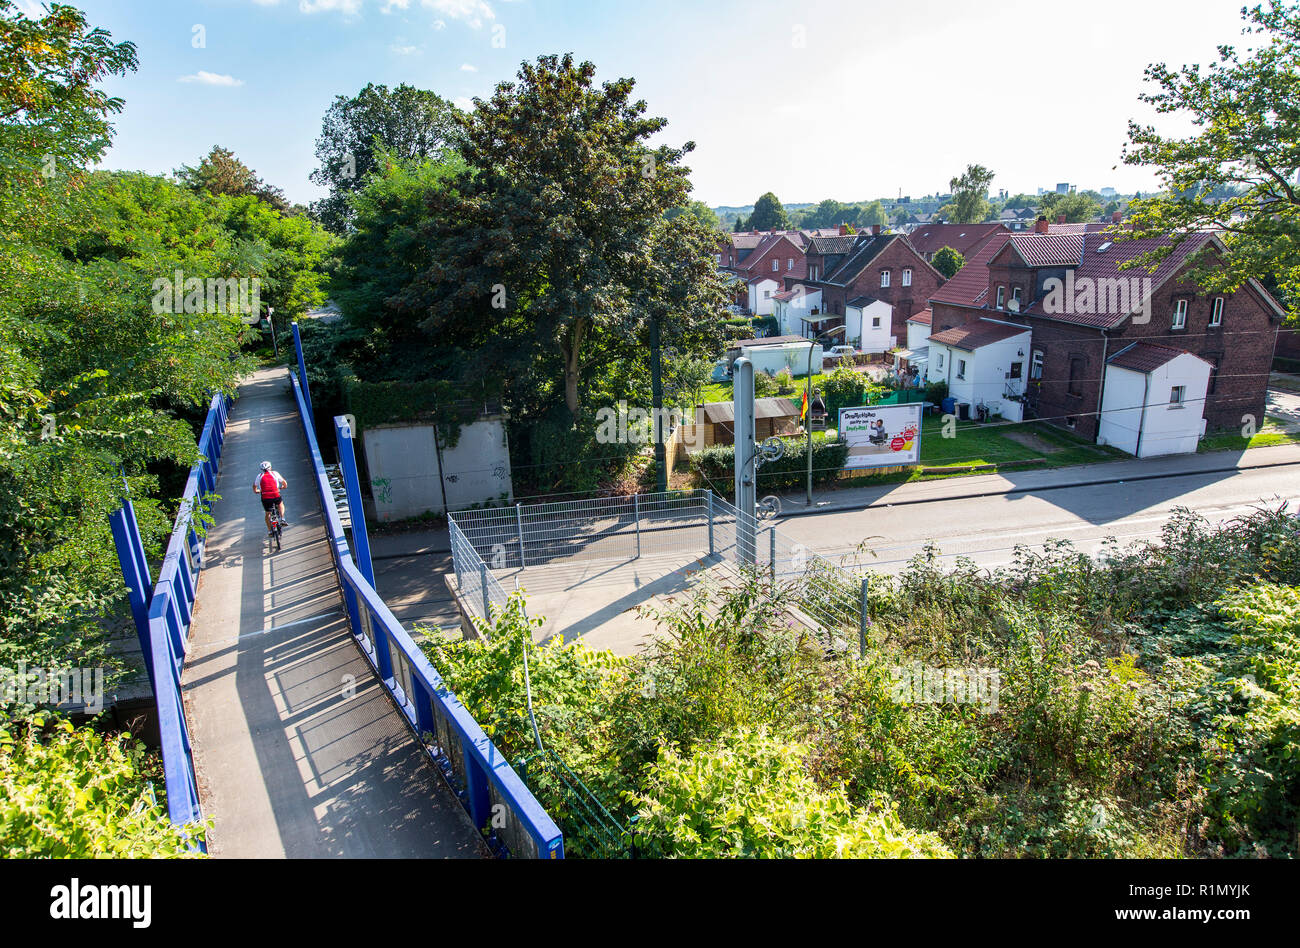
[1007,298,1021,313]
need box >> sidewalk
[182,367,486,858]
[774,441,1300,518]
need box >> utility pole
[734,357,757,565]
[650,313,667,493]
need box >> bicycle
[268,508,284,553]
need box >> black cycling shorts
[261,495,282,512]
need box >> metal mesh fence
[448,489,867,647]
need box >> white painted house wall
[847,299,896,352]
[1098,354,1211,458]
[906,320,931,352]
[931,329,1031,423]
[747,278,781,316]
[774,289,822,336]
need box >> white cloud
[460,63,477,72]
[299,0,363,12]
[178,71,245,87]
[391,42,421,55]
[421,0,496,29]
[453,96,474,111]
[432,19,447,29]
[13,0,45,16]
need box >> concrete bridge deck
[182,367,486,858]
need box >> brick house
[906,221,1011,264]
[717,231,811,316]
[925,226,1286,449]
[781,227,946,348]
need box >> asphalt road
[774,457,1300,575]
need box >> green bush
[753,371,778,398]
[775,367,795,394]
[632,729,952,858]
[0,715,205,858]
[689,438,849,495]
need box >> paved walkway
[183,367,486,858]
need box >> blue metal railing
[112,391,231,845]
[289,369,564,859]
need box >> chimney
[1112,210,1123,224]
[839,222,850,236]
[1056,214,1066,225]
[1034,215,1049,234]
[871,224,882,236]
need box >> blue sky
[45,0,1249,209]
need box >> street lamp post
[806,325,847,507]
[266,306,278,359]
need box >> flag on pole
[800,390,808,421]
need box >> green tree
[948,163,995,223]
[1122,2,1300,306]
[860,199,888,228]
[398,54,728,417]
[747,191,790,231]
[310,82,462,234]
[175,145,293,214]
[666,199,721,230]
[1040,190,1102,223]
[931,245,966,279]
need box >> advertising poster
[839,404,923,470]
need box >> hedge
[689,438,850,496]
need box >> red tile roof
[1008,233,1085,267]
[907,222,1010,259]
[928,319,1030,351]
[908,309,933,325]
[1107,342,1211,374]
[928,232,1013,307]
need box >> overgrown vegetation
[423,505,1300,858]
[0,714,205,857]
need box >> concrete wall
[362,418,513,521]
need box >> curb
[773,456,1300,521]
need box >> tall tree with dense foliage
[666,199,721,230]
[399,54,730,417]
[747,191,790,231]
[1122,1,1300,310]
[1040,190,1103,223]
[948,163,995,223]
[310,82,462,234]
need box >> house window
[1170,385,1185,407]
[872,316,881,329]
[1206,355,1221,394]
[902,268,913,287]
[956,359,967,380]
[937,352,945,370]
[1030,350,1044,380]
[880,270,891,288]
[996,286,1006,309]
[788,258,794,271]
[1068,357,1084,396]
[716,254,722,264]
[1009,361,1023,380]
[810,266,819,281]
[764,290,771,300]
[772,259,779,272]
[1172,299,1188,329]
[1210,297,1224,327]
[1012,286,1023,306]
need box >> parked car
[710,358,731,382]
[828,345,857,359]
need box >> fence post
[859,577,869,659]
[516,503,527,568]
[769,527,777,594]
[706,489,715,556]
[480,561,491,628]
[335,416,376,589]
[634,493,642,559]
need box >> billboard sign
[839,404,923,470]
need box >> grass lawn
[1198,419,1300,453]
[699,372,830,405]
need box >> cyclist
[253,461,289,533]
